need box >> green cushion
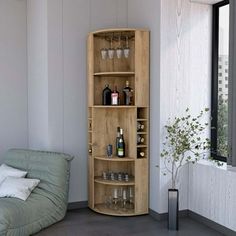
[0,149,73,236]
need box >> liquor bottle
[123,81,133,105]
[137,122,145,131]
[102,84,111,105]
[138,151,145,158]
[116,127,120,156]
[137,135,145,144]
[111,86,119,105]
[117,128,125,157]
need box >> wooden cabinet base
[91,205,148,216]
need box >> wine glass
[127,187,134,209]
[122,188,128,211]
[100,48,107,60]
[112,188,119,210]
[116,36,123,59]
[108,38,115,59]
[123,36,130,58]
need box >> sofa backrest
[3,149,73,208]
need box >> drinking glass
[112,188,119,210]
[116,36,123,59]
[108,38,115,59]
[123,36,130,58]
[100,48,107,60]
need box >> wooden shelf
[94,156,135,162]
[94,72,135,77]
[94,177,135,186]
[137,132,147,135]
[137,145,148,148]
[93,204,135,216]
[137,118,148,121]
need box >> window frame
[211,0,229,162]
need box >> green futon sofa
[0,149,73,236]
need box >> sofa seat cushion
[0,192,65,236]
[0,149,73,235]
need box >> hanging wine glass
[108,37,115,59]
[116,35,123,59]
[100,35,108,60]
[123,36,130,58]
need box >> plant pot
[168,189,179,230]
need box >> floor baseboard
[149,208,188,221]
[149,208,235,235]
[67,201,88,210]
[188,210,235,236]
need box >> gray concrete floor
[35,208,224,236]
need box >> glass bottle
[102,84,111,105]
[138,151,145,158]
[117,128,125,157]
[137,122,145,131]
[111,85,119,105]
[116,127,121,156]
[137,135,145,144]
[123,81,133,105]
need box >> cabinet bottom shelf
[92,204,135,216]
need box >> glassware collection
[102,171,132,182]
[102,81,133,106]
[100,35,130,60]
[104,186,134,211]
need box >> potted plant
[160,108,211,230]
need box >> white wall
[189,164,236,231]
[128,0,211,213]
[27,0,128,203]
[27,0,49,149]
[0,0,28,159]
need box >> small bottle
[137,122,145,131]
[102,84,111,105]
[138,151,145,158]
[123,81,133,105]
[117,128,125,157]
[137,135,145,144]
[116,127,121,156]
[111,86,119,105]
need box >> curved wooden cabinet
[87,28,149,216]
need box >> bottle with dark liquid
[137,122,145,131]
[123,81,133,105]
[111,85,119,105]
[137,135,145,144]
[117,128,125,157]
[138,151,145,158]
[102,84,111,105]
[116,127,120,156]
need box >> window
[211,0,229,162]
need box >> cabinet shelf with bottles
[88,28,149,216]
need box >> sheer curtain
[228,0,236,166]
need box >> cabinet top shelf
[91,28,149,35]
[94,72,135,77]
[92,105,136,109]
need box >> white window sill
[197,159,236,172]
